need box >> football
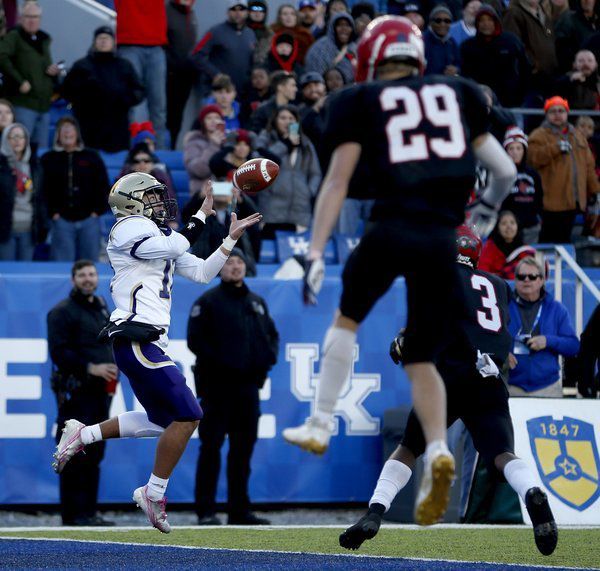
[233,158,279,193]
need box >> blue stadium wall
[0,262,597,505]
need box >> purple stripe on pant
[112,338,202,428]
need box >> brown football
[233,158,279,193]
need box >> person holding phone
[255,104,321,238]
[507,256,579,397]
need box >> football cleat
[414,443,455,526]
[52,419,86,474]
[133,486,171,534]
[339,511,382,550]
[525,487,558,556]
[282,417,331,455]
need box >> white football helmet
[108,172,177,224]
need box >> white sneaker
[52,419,85,474]
[414,442,455,526]
[282,417,331,455]
[133,486,171,533]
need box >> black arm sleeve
[178,216,205,245]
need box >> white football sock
[147,473,169,501]
[80,424,102,445]
[369,459,412,511]
[425,439,450,460]
[313,326,356,424]
[118,411,164,438]
[504,458,539,501]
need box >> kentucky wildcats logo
[287,343,380,435]
[527,416,600,511]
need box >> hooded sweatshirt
[1,123,32,233]
[304,12,357,85]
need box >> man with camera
[47,260,117,526]
[507,257,579,397]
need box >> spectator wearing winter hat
[449,0,481,46]
[271,4,315,64]
[267,32,305,76]
[248,1,273,66]
[402,2,426,30]
[204,74,242,132]
[424,5,461,76]
[298,71,328,170]
[209,128,255,180]
[460,5,531,107]
[305,12,357,84]
[61,26,144,153]
[528,95,600,243]
[184,104,226,195]
[129,121,158,151]
[298,0,323,38]
[165,0,198,149]
[351,2,376,38]
[500,126,544,244]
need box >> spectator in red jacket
[115,0,168,148]
[479,210,536,279]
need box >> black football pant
[56,392,110,524]
[195,386,260,518]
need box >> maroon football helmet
[456,224,482,267]
[356,15,426,82]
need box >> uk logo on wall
[527,416,600,511]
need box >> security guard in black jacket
[47,260,117,526]
[187,248,279,526]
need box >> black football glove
[303,256,325,305]
[389,330,405,365]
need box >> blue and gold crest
[527,416,600,511]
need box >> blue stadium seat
[259,240,277,264]
[155,150,184,170]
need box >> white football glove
[303,257,325,305]
[466,199,498,238]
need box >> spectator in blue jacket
[508,256,580,397]
[423,5,461,76]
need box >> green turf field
[2,527,599,569]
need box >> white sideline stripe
[0,524,599,532]
[0,536,596,570]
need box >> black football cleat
[339,512,382,550]
[525,487,558,556]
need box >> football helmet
[356,15,426,82]
[108,172,177,224]
[456,224,482,267]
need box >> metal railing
[553,245,600,335]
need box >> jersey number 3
[470,275,501,332]
[380,84,466,163]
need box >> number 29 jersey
[324,75,489,226]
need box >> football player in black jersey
[282,16,517,526]
[340,225,558,556]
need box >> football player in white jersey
[52,172,261,533]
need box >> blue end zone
[0,539,580,571]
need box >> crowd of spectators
[0,0,600,267]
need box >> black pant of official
[195,387,260,519]
[56,391,110,525]
[539,210,577,244]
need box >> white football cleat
[52,419,86,474]
[133,486,171,533]
[282,417,331,455]
[414,442,455,526]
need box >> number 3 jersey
[440,263,513,379]
[107,215,228,347]
[324,75,489,226]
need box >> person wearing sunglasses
[423,5,460,76]
[507,256,579,397]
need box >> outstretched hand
[228,211,262,241]
[199,180,216,219]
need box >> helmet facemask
[141,185,178,225]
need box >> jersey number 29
[380,84,466,163]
